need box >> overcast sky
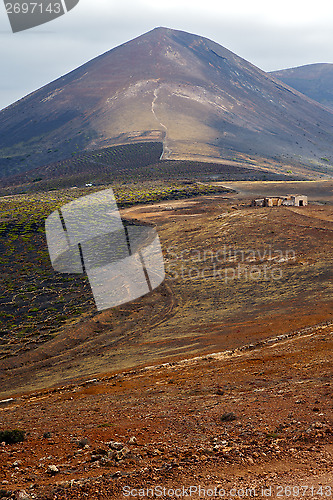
[1,0,333,111]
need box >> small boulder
[77,438,89,448]
[16,491,31,500]
[106,441,124,450]
[47,465,59,476]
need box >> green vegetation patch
[0,180,229,357]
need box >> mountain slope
[270,63,333,111]
[1,27,333,179]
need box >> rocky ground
[0,184,332,499]
[0,320,332,499]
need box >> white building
[281,195,308,207]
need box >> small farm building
[251,194,308,207]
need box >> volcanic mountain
[1,27,333,180]
[271,63,333,111]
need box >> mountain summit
[1,27,333,179]
[270,63,333,111]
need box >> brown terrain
[1,27,333,180]
[0,182,332,498]
[1,24,333,500]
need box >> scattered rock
[91,448,108,462]
[312,421,325,429]
[16,491,31,500]
[83,379,98,385]
[106,441,124,450]
[100,457,113,467]
[102,445,132,463]
[114,446,131,461]
[112,471,122,478]
[47,465,59,476]
[77,438,89,448]
[0,398,15,405]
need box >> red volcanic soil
[0,322,332,499]
[0,190,332,499]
